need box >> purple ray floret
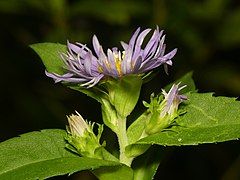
[46,41,104,88]
[46,26,177,87]
[120,27,177,75]
[161,83,187,117]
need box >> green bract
[105,75,142,118]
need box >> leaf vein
[189,104,219,123]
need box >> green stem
[117,118,133,166]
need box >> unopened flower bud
[145,83,187,134]
[66,111,104,159]
[67,111,89,137]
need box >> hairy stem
[117,118,133,166]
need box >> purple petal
[92,35,101,56]
[138,58,159,73]
[163,48,177,60]
[155,35,166,57]
[76,42,91,52]
[84,52,93,75]
[133,56,142,72]
[166,84,178,108]
[107,49,118,76]
[128,27,141,51]
[120,41,128,50]
[122,48,132,74]
[143,28,162,59]
[45,71,87,83]
[132,28,151,63]
[67,41,81,54]
[81,74,104,88]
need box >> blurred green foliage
[0,0,239,179]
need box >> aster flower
[46,26,177,87]
[145,83,187,134]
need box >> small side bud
[66,111,104,159]
[145,83,187,134]
[67,112,89,137]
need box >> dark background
[0,0,239,179]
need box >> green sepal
[144,97,180,135]
[145,112,168,135]
[65,135,97,159]
[65,143,79,155]
[143,94,168,134]
[105,75,142,118]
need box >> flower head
[67,111,89,137]
[66,111,104,158]
[46,27,177,87]
[145,83,187,134]
[160,83,187,118]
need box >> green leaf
[0,129,120,179]
[126,114,151,158]
[30,43,66,74]
[93,165,134,180]
[132,146,164,180]
[107,75,142,118]
[134,93,240,146]
[127,113,148,144]
[164,71,196,93]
